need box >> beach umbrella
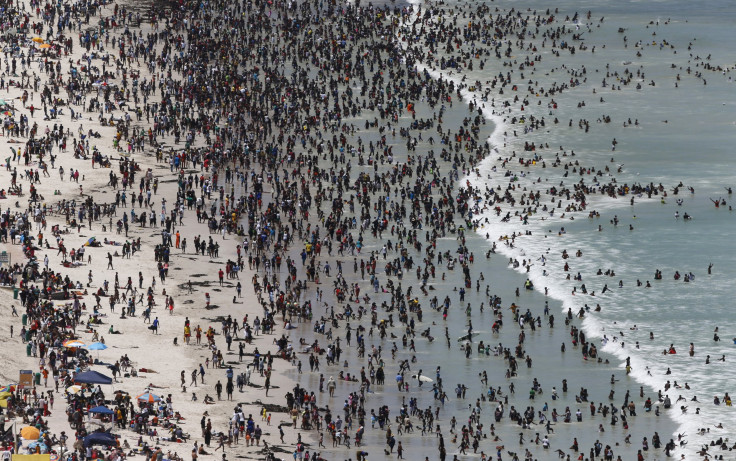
[20,426,40,440]
[66,385,83,394]
[63,339,85,348]
[39,44,51,49]
[31,37,43,43]
[0,391,11,407]
[83,237,97,247]
[87,344,106,359]
[26,441,48,453]
[136,392,161,403]
[2,111,12,117]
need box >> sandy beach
[0,0,306,459]
[2,0,735,460]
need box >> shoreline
[1,0,732,460]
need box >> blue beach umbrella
[85,342,108,360]
[26,441,48,453]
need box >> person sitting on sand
[109,325,121,334]
[172,426,188,441]
[203,394,215,404]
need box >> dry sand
[0,4,301,461]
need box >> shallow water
[446,0,736,454]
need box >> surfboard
[411,375,433,383]
[457,332,479,342]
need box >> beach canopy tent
[89,406,114,415]
[82,432,117,448]
[74,371,112,385]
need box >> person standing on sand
[204,421,212,447]
[328,376,336,396]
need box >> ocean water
[436,0,736,454]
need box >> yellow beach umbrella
[39,43,51,49]
[66,385,83,394]
[0,391,10,408]
[20,426,40,440]
[31,37,43,43]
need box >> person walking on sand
[152,317,159,334]
[214,433,226,452]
